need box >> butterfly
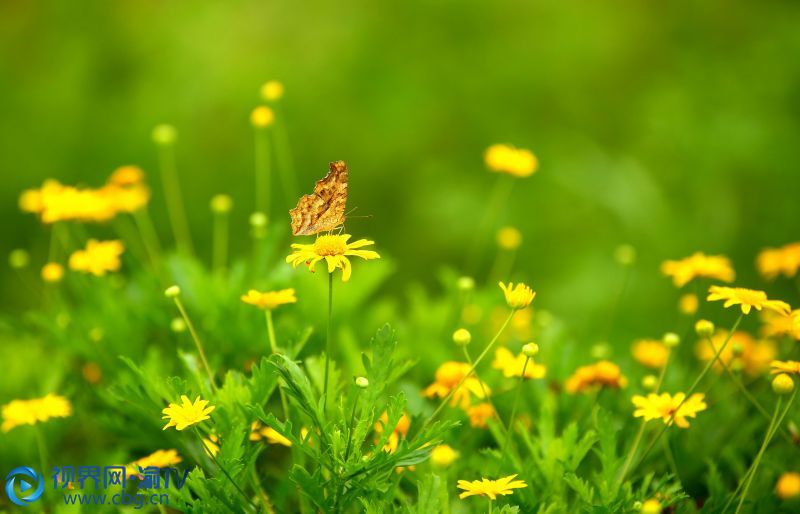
[289,160,348,236]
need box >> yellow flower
[423,362,489,409]
[757,242,800,280]
[707,285,791,316]
[496,226,522,250]
[499,282,536,309]
[374,411,411,453]
[241,289,297,310]
[661,252,735,287]
[203,434,220,456]
[696,331,775,377]
[1,394,72,432]
[69,240,124,276]
[251,106,274,127]
[640,499,661,514]
[679,293,699,315]
[776,472,800,500]
[286,234,380,282]
[457,474,528,500]
[249,421,292,446]
[565,361,628,394]
[260,80,285,101]
[484,144,538,177]
[161,395,215,431]
[761,309,800,341]
[109,165,145,186]
[125,449,182,475]
[41,262,64,283]
[430,444,458,467]
[632,392,707,428]
[771,360,800,376]
[631,340,669,369]
[491,347,546,379]
[466,402,495,429]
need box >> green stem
[323,272,333,412]
[343,389,361,463]
[157,143,193,255]
[173,297,217,391]
[254,126,272,217]
[34,425,48,478]
[266,310,290,421]
[212,211,228,274]
[502,356,530,458]
[465,175,515,275]
[425,309,517,428]
[661,433,680,481]
[195,428,257,512]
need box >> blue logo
[5,467,44,506]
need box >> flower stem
[173,297,216,391]
[502,356,529,458]
[266,310,290,421]
[632,313,743,474]
[343,388,361,463]
[34,425,48,479]
[425,309,516,428]
[212,210,228,275]
[323,272,333,412]
[194,428,257,512]
[157,142,193,255]
[254,125,272,217]
[132,209,163,270]
[465,175,515,275]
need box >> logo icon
[5,467,44,506]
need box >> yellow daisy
[696,331,775,377]
[457,474,528,500]
[240,289,297,310]
[761,309,800,340]
[498,282,536,309]
[770,360,800,376]
[1,394,72,432]
[565,361,627,393]
[285,234,379,282]
[632,392,707,428]
[661,252,735,287]
[249,421,292,447]
[125,449,182,475]
[161,395,215,431]
[466,402,495,429]
[423,361,489,409]
[69,239,124,276]
[707,286,791,316]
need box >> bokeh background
[2,0,800,337]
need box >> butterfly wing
[290,161,348,235]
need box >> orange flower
[661,252,735,287]
[422,362,489,409]
[565,361,627,394]
[696,331,775,377]
[631,340,669,369]
[466,403,495,429]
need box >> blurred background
[2,0,800,337]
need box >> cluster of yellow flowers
[19,166,150,224]
[69,239,125,276]
[1,393,72,432]
[484,144,538,177]
[756,242,800,280]
[694,330,775,377]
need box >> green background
[2,0,799,333]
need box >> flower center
[313,235,347,256]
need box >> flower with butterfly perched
[285,234,379,282]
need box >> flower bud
[355,376,369,389]
[452,328,471,346]
[457,276,475,292]
[165,285,181,298]
[210,194,233,214]
[614,244,637,266]
[695,319,715,337]
[171,317,187,333]
[152,124,177,146]
[640,499,661,514]
[731,342,744,357]
[522,343,539,358]
[9,249,30,269]
[260,80,285,101]
[662,332,680,348]
[591,342,610,359]
[251,106,274,128]
[496,226,522,250]
[430,444,458,468]
[773,373,795,395]
[641,374,658,391]
[41,262,64,283]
